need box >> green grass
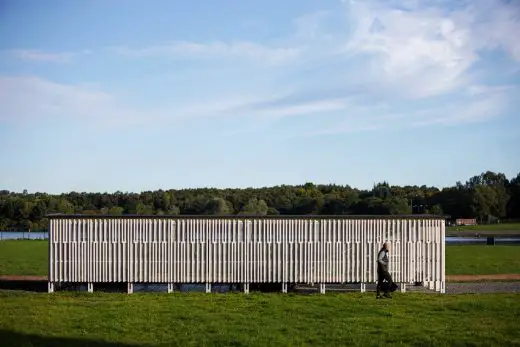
[0,291,519,346]
[447,223,520,232]
[0,241,519,345]
[1,240,519,277]
[0,240,47,276]
[446,245,520,275]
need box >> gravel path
[446,282,520,294]
[294,282,520,294]
[370,282,520,294]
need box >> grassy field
[446,245,520,275]
[447,223,520,232]
[0,290,519,346]
[1,241,519,346]
[0,240,519,277]
[0,240,47,276]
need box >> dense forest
[1,170,519,231]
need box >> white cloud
[0,76,144,126]
[0,75,308,127]
[8,50,77,63]
[260,0,519,136]
[290,87,514,138]
[0,75,367,134]
[343,0,520,98]
[292,11,331,40]
[466,84,517,97]
[409,92,511,127]
[2,0,518,136]
[164,97,262,120]
[112,41,301,66]
[466,0,520,61]
[245,97,351,120]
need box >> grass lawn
[0,240,47,276]
[1,241,519,346]
[0,241,519,277]
[0,291,519,347]
[446,245,520,275]
[447,223,520,232]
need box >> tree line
[1,170,519,231]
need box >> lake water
[0,231,49,240]
[446,237,520,244]
[1,232,519,244]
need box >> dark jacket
[377,248,389,272]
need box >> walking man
[376,242,393,299]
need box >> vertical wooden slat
[46,216,445,293]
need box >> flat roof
[46,214,447,220]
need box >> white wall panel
[48,216,445,292]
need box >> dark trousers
[376,269,393,296]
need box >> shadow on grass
[0,279,127,293]
[0,329,150,347]
[0,279,48,292]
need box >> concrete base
[282,283,288,293]
[168,283,175,293]
[43,281,444,294]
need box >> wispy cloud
[7,49,82,63]
[409,91,513,127]
[0,76,144,126]
[290,86,516,137]
[247,0,520,135]
[2,0,519,137]
[112,41,301,66]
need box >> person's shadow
[379,282,398,293]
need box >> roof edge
[46,214,448,220]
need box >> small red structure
[455,218,477,226]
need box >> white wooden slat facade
[47,216,445,293]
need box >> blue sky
[1,0,519,194]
